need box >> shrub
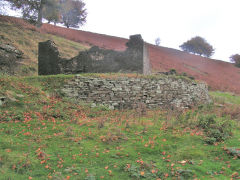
[205,137,217,144]
[198,114,233,144]
[169,69,177,74]
[189,76,195,80]
[181,72,187,77]
[198,114,216,129]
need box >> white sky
[3,0,240,61]
[81,0,240,61]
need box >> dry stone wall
[62,75,211,109]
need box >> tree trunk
[36,0,43,27]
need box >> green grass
[210,91,240,105]
[0,75,239,180]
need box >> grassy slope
[210,91,240,105]
[0,75,239,180]
[0,20,88,75]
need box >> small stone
[0,97,6,106]
[108,105,114,110]
[16,94,24,98]
[91,103,96,108]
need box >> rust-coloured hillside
[41,24,240,94]
[148,45,240,94]
[1,16,240,94]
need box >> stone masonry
[62,75,211,110]
[0,35,24,75]
[38,34,152,75]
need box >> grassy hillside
[1,15,240,94]
[0,17,88,75]
[0,74,239,179]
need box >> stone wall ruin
[38,34,211,110]
[38,34,152,75]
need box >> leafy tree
[42,0,60,24]
[155,37,161,46]
[5,0,87,28]
[230,54,240,68]
[5,0,51,26]
[60,0,87,28]
[179,36,214,58]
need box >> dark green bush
[181,72,187,76]
[198,114,216,129]
[198,114,233,144]
[204,137,217,144]
[189,76,195,80]
[207,129,222,140]
[169,69,177,74]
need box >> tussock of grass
[0,75,239,179]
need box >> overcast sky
[80,0,240,62]
[3,0,240,61]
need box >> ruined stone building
[38,35,151,75]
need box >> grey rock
[0,39,24,75]
[0,97,6,106]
